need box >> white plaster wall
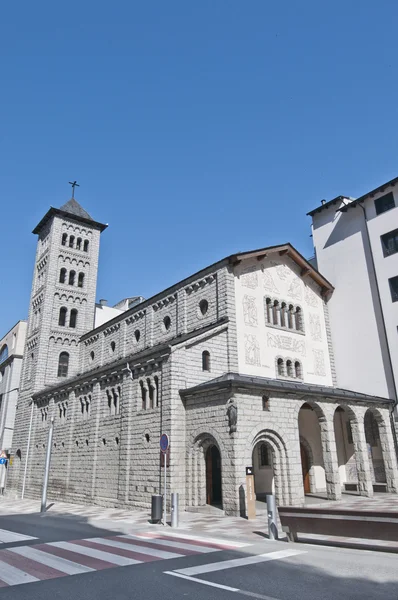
[312,196,395,399]
[234,256,333,385]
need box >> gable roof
[33,198,108,234]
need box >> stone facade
[7,201,398,515]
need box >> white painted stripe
[124,535,217,554]
[50,541,141,566]
[279,512,398,523]
[0,529,37,544]
[165,571,283,600]
[0,559,39,586]
[164,571,239,592]
[96,537,183,559]
[143,531,248,548]
[9,546,94,575]
[175,549,306,576]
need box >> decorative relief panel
[312,349,326,376]
[263,270,279,294]
[273,263,291,280]
[287,277,302,301]
[241,267,258,290]
[243,295,258,327]
[244,334,260,366]
[304,285,319,307]
[309,313,322,342]
[267,332,306,356]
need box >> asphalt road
[0,512,396,600]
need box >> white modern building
[308,176,398,431]
[0,321,27,452]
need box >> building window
[76,237,82,250]
[264,297,304,333]
[59,268,67,284]
[154,376,159,408]
[140,381,147,410]
[78,273,84,288]
[110,341,116,354]
[277,358,284,377]
[69,235,75,248]
[61,233,67,246]
[286,359,293,377]
[202,350,210,371]
[381,229,398,257]
[199,299,209,316]
[262,396,269,411]
[258,443,270,467]
[294,361,302,379]
[57,352,69,377]
[69,270,76,286]
[59,307,67,327]
[134,329,140,342]
[89,350,95,363]
[69,309,77,328]
[80,395,90,419]
[148,379,155,409]
[389,276,398,302]
[0,345,8,365]
[83,240,89,252]
[163,316,171,331]
[375,192,395,216]
[58,401,68,421]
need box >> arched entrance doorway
[300,443,310,494]
[252,441,274,502]
[206,445,222,505]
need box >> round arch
[188,432,224,510]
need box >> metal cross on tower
[68,180,80,198]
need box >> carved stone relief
[243,295,258,327]
[309,313,322,342]
[313,348,326,376]
[287,277,302,301]
[267,332,306,356]
[244,334,261,366]
[270,262,291,280]
[305,285,319,307]
[241,267,258,289]
[263,270,279,293]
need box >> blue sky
[1,1,398,334]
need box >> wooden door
[300,443,310,494]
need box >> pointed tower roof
[33,198,107,234]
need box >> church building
[8,196,398,514]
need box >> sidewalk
[0,494,397,552]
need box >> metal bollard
[266,494,278,540]
[171,492,179,528]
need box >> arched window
[69,270,76,286]
[76,237,82,250]
[59,268,67,284]
[154,376,159,408]
[294,361,301,379]
[0,345,8,364]
[148,379,155,409]
[277,358,284,377]
[259,443,270,467]
[288,305,294,329]
[57,352,69,377]
[58,307,67,326]
[295,307,302,331]
[202,350,210,371]
[265,298,272,323]
[83,240,89,252]
[78,273,84,288]
[286,360,293,377]
[69,235,75,248]
[140,381,147,410]
[262,395,270,411]
[272,300,279,325]
[69,309,78,328]
[61,233,67,246]
[280,302,287,328]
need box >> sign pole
[159,433,169,527]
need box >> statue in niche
[227,399,238,434]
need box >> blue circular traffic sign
[160,433,169,453]
[0,458,6,465]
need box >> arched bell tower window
[69,309,78,328]
[83,240,89,252]
[202,350,211,371]
[69,235,75,248]
[69,270,76,286]
[78,273,84,288]
[59,268,67,284]
[58,307,67,327]
[57,352,69,377]
[61,233,67,246]
[76,238,82,250]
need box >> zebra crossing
[0,530,249,588]
[0,528,37,545]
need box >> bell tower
[22,195,107,392]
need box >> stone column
[350,409,373,497]
[319,406,342,501]
[377,409,398,494]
